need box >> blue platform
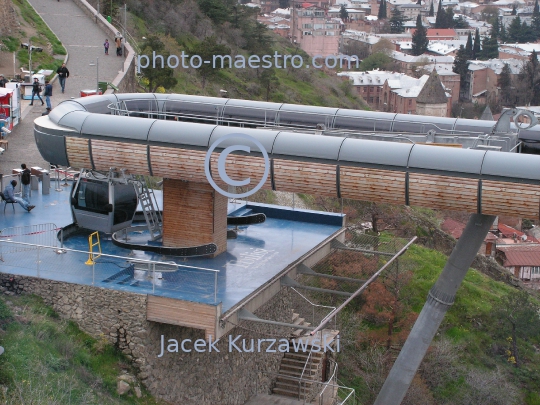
[0,182,344,312]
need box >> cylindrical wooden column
[162,179,227,256]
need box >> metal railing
[291,287,337,330]
[0,239,220,303]
[0,223,63,253]
[257,371,357,405]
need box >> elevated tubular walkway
[35,94,540,220]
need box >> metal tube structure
[374,213,496,405]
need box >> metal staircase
[133,177,162,241]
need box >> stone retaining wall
[0,274,292,405]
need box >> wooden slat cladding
[147,295,221,340]
[209,153,272,190]
[409,174,478,212]
[150,146,207,182]
[91,140,149,174]
[65,137,91,169]
[482,180,540,219]
[162,179,227,255]
[274,159,337,196]
[340,167,405,204]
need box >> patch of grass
[1,36,19,52]
[13,0,66,55]
[0,294,163,405]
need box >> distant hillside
[87,0,367,108]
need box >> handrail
[0,240,218,273]
[291,287,337,330]
[260,370,356,405]
[318,359,338,405]
[299,350,313,399]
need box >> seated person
[3,180,35,212]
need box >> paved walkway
[0,0,124,176]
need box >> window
[303,23,313,29]
[75,179,110,214]
[315,11,324,17]
[325,31,335,36]
[113,184,138,225]
[532,267,540,274]
[409,99,412,106]
[303,31,312,35]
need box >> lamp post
[89,58,99,94]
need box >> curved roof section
[148,121,216,147]
[272,132,344,160]
[334,110,397,132]
[339,138,414,167]
[80,115,154,141]
[393,114,456,133]
[408,144,486,174]
[209,127,279,153]
[482,151,540,181]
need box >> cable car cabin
[71,174,138,234]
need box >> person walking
[115,37,122,56]
[56,63,70,93]
[29,78,44,106]
[3,180,35,212]
[0,74,7,87]
[43,80,53,110]
[104,39,109,55]
[20,163,32,203]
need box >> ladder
[133,177,162,241]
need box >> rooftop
[417,69,449,104]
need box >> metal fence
[0,240,220,304]
[0,223,62,254]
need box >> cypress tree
[465,32,473,57]
[453,44,470,94]
[532,0,540,39]
[499,63,513,105]
[511,4,517,15]
[429,1,434,17]
[473,28,481,59]
[411,14,429,56]
[445,7,454,28]
[435,0,444,27]
[378,0,387,20]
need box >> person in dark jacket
[56,63,69,93]
[29,78,44,106]
[20,163,32,203]
[2,180,34,212]
[43,80,53,109]
[0,74,8,87]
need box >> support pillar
[374,213,495,405]
[162,179,227,256]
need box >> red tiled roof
[497,244,540,267]
[498,223,539,243]
[441,218,465,239]
[426,29,457,36]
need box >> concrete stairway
[272,346,324,400]
[291,311,311,337]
